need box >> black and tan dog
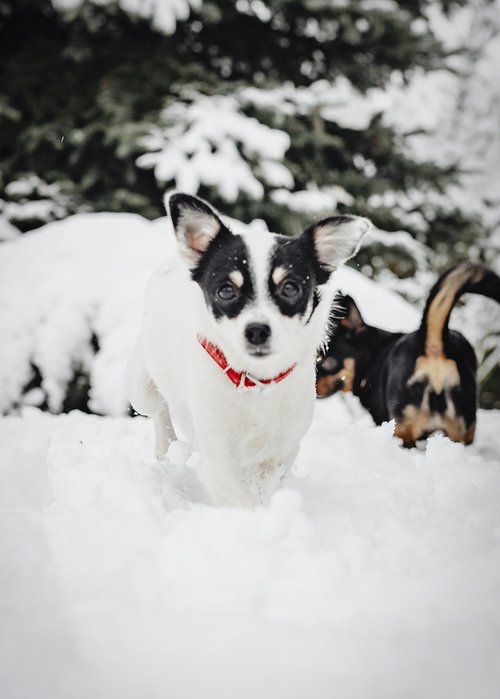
[316,263,500,447]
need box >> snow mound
[0,213,174,414]
[1,401,499,698]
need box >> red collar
[198,335,296,389]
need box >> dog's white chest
[190,355,314,452]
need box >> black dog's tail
[420,262,500,357]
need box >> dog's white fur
[127,194,369,507]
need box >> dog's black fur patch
[316,263,500,446]
[268,237,317,318]
[192,227,255,320]
[268,226,336,319]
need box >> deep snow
[1,398,500,699]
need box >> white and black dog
[127,193,369,506]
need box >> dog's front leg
[200,449,256,508]
[153,408,178,460]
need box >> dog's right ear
[305,215,371,283]
[167,192,225,268]
[339,295,365,334]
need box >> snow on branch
[366,226,431,273]
[242,77,389,131]
[271,186,354,214]
[135,76,390,204]
[51,0,201,34]
[136,93,293,202]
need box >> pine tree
[1,0,480,274]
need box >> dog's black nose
[245,323,271,346]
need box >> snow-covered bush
[2,175,76,232]
[0,213,172,415]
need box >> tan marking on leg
[395,406,475,447]
[394,405,432,447]
[316,375,333,398]
[316,358,356,397]
[442,416,475,445]
[393,419,417,448]
[340,358,355,392]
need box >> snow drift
[1,400,499,699]
[1,209,499,699]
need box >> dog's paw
[166,440,193,468]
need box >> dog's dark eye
[280,280,301,300]
[217,283,237,301]
[321,356,338,372]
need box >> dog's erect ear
[167,192,225,267]
[339,295,365,334]
[306,215,370,281]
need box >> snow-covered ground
[1,211,499,698]
[1,399,500,699]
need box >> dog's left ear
[306,215,371,281]
[339,295,366,334]
[167,192,226,268]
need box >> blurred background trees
[1,0,499,409]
